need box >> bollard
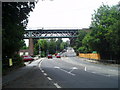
[9,58,13,66]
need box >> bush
[2,54,24,75]
[41,51,46,57]
[78,46,86,53]
[12,54,24,66]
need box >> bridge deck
[24,29,80,39]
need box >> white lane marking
[54,66,75,76]
[85,67,87,71]
[54,66,60,69]
[41,70,44,73]
[38,59,44,71]
[69,67,78,73]
[72,67,78,69]
[43,73,47,76]
[38,59,62,88]
[47,77,52,81]
[54,83,61,88]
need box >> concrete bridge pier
[29,38,34,56]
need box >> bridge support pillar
[29,38,34,56]
[70,38,76,47]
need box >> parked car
[47,54,52,59]
[56,54,61,58]
[22,55,34,62]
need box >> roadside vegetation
[34,39,69,57]
[73,4,120,63]
[2,2,36,74]
[2,2,120,76]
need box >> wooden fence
[79,53,100,60]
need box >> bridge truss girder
[24,29,79,39]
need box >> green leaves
[2,2,35,58]
[34,39,69,56]
[75,3,119,61]
[90,4,120,60]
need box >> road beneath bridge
[23,29,83,56]
[3,49,118,88]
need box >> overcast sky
[25,0,119,46]
[26,0,119,29]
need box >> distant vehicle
[22,55,34,62]
[48,54,52,59]
[55,53,58,56]
[56,54,61,58]
[62,49,66,52]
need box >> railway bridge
[23,28,87,55]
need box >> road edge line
[38,59,62,88]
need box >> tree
[74,3,120,62]
[74,31,87,52]
[60,42,65,51]
[34,42,39,55]
[56,38,63,52]
[88,4,120,61]
[2,2,35,58]
[48,39,56,54]
[20,41,29,50]
[38,39,48,56]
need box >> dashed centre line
[47,77,52,81]
[85,67,87,71]
[43,73,47,76]
[41,70,44,73]
[54,83,61,88]
[38,59,62,88]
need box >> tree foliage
[34,39,69,56]
[2,2,35,58]
[89,4,120,60]
[75,3,120,62]
[56,38,63,52]
[75,31,87,50]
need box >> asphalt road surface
[3,59,56,88]
[40,57,118,88]
[3,56,118,88]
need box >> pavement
[77,57,119,67]
[2,58,56,88]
